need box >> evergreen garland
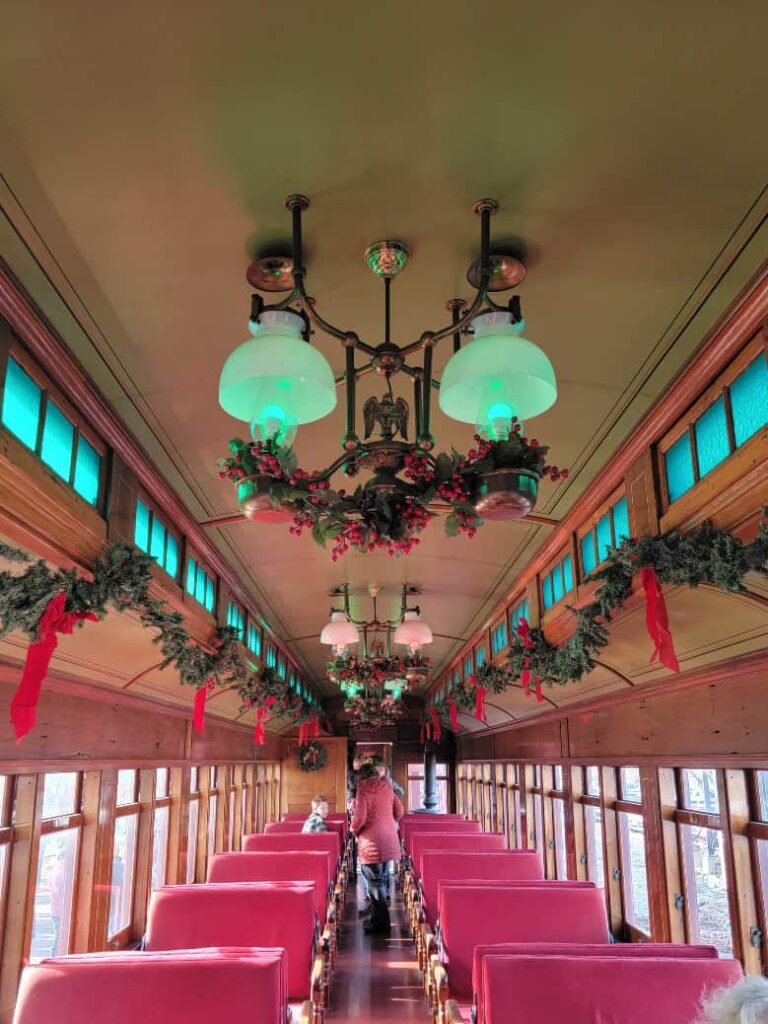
[505,520,768,689]
[0,540,312,722]
[431,518,768,726]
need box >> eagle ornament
[362,392,409,441]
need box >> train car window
[30,774,83,960]
[109,771,140,942]
[186,786,200,885]
[616,766,651,936]
[585,766,601,796]
[150,768,172,892]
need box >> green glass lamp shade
[439,312,557,434]
[219,311,337,434]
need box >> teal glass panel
[464,655,473,676]
[665,434,695,503]
[520,599,529,624]
[581,532,597,575]
[596,513,612,562]
[563,556,574,593]
[247,624,262,656]
[552,563,564,603]
[1,357,41,450]
[612,496,630,544]
[267,645,276,668]
[278,658,286,679]
[73,436,101,505]
[194,567,206,605]
[491,620,508,654]
[150,517,166,565]
[186,558,197,595]
[730,355,768,447]
[452,669,461,687]
[475,646,486,668]
[165,535,178,578]
[134,499,150,552]
[542,574,554,610]
[694,397,730,478]
[204,576,214,612]
[40,401,74,481]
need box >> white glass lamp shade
[219,311,337,436]
[393,610,433,652]
[320,612,359,647]
[438,312,557,434]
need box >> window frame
[576,487,631,578]
[0,338,107,512]
[184,550,217,616]
[133,493,182,583]
[658,334,767,512]
[539,547,576,613]
[108,771,141,948]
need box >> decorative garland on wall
[0,540,319,743]
[429,518,768,731]
[218,430,567,559]
[298,741,328,772]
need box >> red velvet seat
[266,819,346,844]
[283,813,348,837]
[208,851,332,917]
[479,954,742,1024]
[244,831,341,869]
[410,832,506,878]
[12,949,288,1024]
[145,883,319,1002]
[419,851,544,928]
[401,814,469,845]
[403,820,480,854]
[437,884,610,999]
[471,943,720,1024]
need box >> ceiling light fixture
[214,196,563,555]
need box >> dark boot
[364,896,391,935]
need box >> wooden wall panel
[279,738,347,815]
[458,665,768,765]
[0,681,274,765]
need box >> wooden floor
[327,874,430,1022]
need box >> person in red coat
[351,763,404,934]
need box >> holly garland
[345,691,404,731]
[0,540,314,742]
[218,428,566,559]
[327,652,428,689]
[432,518,768,729]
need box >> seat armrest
[432,956,448,1009]
[298,1001,314,1024]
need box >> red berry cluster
[541,464,569,482]
[403,451,435,485]
[437,471,471,504]
[453,508,481,538]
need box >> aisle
[326,874,430,1022]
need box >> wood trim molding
[0,263,307,684]
[429,263,768,695]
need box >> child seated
[302,793,330,833]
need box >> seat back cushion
[472,943,719,1024]
[13,949,286,1024]
[482,954,742,1024]
[244,831,340,866]
[410,832,506,876]
[208,851,331,914]
[404,820,480,853]
[266,819,346,842]
[145,883,315,999]
[401,815,471,843]
[421,851,545,925]
[440,885,609,998]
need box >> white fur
[697,976,768,1024]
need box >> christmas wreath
[431,517,768,727]
[217,428,566,559]
[299,741,328,772]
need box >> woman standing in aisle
[351,762,404,935]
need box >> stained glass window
[491,619,508,655]
[40,402,74,481]
[247,623,262,657]
[665,433,695,503]
[730,354,768,447]
[226,601,245,641]
[542,557,574,611]
[2,356,41,449]
[580,495,631,575]
[186,557,215,613]
[134,499,178,579]
[73,436,100,505]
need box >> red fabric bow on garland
[639,567,680,672]
[254,696,278,745]
[516,618,543,702]
[297,713,321,747]
[468,674,486,723]
[192,676,217,734]
[428,706,442,742]
[11,592,99,741]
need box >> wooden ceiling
[1,0,767,716]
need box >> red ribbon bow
[428,706,442,742]
[310,714,320,738]
[469,674,487,723]
[193,676,216,735]
[639,567,680,672]
[11,592,98,741]
[253,696,277,746]
[447,697,459,733]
